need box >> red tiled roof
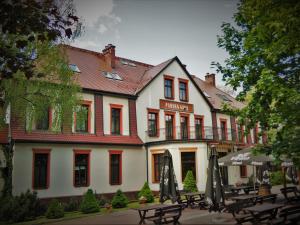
[192,76,245,110]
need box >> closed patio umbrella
[159,150,180,203]
[205,147,225,212]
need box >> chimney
[102,44,116,69]
[205,73,216,86]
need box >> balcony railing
[145,126,235,143]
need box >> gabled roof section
[192,75,245,110]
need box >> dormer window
[69,64,81,73]
[102,71,123,81]
[216,93,232,102]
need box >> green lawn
[0,200,157,225]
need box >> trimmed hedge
[183,170,198,193]
[111,189,128,208]
[46,199,64,219]
[138,182,154,203]
[80,189,100,214]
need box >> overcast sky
[72,0,238,85]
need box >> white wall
[216,113,232,140]
[148,142,208,192]
[103,96,130,136]
[13,143,146,198]
[136,60,212,142]
[228,165,254,185]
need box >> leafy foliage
[183,170,198,193]
[46,199,64,219]
[270,171,284,186]
[0,190,41,222]
[111,189,129,208]
[213,0,300,167]
[80,189,100,214]
[138,182,154,203]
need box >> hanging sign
[160,99,194,113]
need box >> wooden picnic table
[231,194,258,204]
[230,185,258,194]
[183,192,205,208]
[245,203,284,223]
[134,204,173,224]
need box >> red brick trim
[110,104,123,135]
[211,112,219,141]
[219,118,228,141]
[194,115,205,138]
[147,108,160,137]
[32,148,51,190]
[108,150,123,185]
[253,124,259,144]
[164,111,176,139]
[128,99,138,136]
[73,149,91,187]
[178,78,189,102]
[180,112,190,139]
[164,75,175,100]
[74,100,92,133]
[95,95,104,136]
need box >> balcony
[145,126,234,143]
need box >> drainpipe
[145,145,149,183]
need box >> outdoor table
[134,204,172,224]
[183,192,205,208]
[245,203,284,223]
[231,194,258,204]
[230,186,252,194]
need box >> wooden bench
[225,200,255,224]
[255,194,277,204]
[147,204,183,225]
[280,187,300,203]
[269,204,300,225]
[243,186,259,195]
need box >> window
[179,79,188,101]
[237,124,244,143]
[165,113,175,139]
[181,151,196,181]
[109,151,122,185]
[74,150,90,187]
[32,149,50,189]
[103,71,123,81]
[240,165,247,177]
[220,119,227,141]
[69,64,81,73]
[164,76,174,99]
[75,104,90,133]
[195,116,204,139]
[216,93,232,102]
[180,115,189,139]
[148,109,159,137]
[36,107,50,130]
[110,104,123,135]
[152,153,163,183]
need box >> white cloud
[98,24,108,33]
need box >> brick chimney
[102,44,116,69]
[205,73,216,86]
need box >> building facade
[0,44,266,199]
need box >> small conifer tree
[111,189,128,208]
[46,199,64,219]
[138,182,154,203]
[183,170,198,192]
[80,189,100,214]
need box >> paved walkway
[50,185,298,225]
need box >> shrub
[270,171,284,185]
[138,182,154,203]
[183,170,198,193]
[111,189,128,208]
[46,199,64,219]
[0,190,40,222]
[80,189,100,214]
[64,198,79,212]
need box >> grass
[0,200,158,225]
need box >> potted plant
[104,203,112,213]
[139,196,147,204]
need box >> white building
[0,44,266,200]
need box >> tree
[0,0,82,196]
[213,0,300,167]
[183,170,198,193]
[138,182,154,203]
